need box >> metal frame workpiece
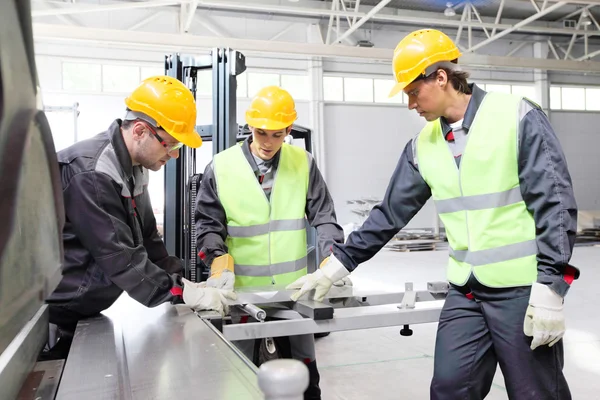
[199,281,449,341]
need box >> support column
[308,55,327,181]
[533,41,551,116]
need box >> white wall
[550,111,600,211]
[323,103,437,229]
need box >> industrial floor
[314,245,600,400]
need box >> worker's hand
[523,282,565,350]
[286,254,350,302]
[206,254,235,291]
[182,278,237,317]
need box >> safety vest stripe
[235,256,308,277]
[227,219,306,238]
[449,239,537,266]
[435,187,523,214]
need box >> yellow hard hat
[389,29,461,98]
[246,86,297,130]
[125,76,202,148]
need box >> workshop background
[26,0,600,398]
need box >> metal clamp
[398,282,416,310]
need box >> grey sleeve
[518,103,579,297]
[194,162,228,267]
[333,141,432,271]
[305,154,345,263]
[63,171,177,307]
[140,190,183,275]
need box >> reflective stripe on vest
[213,143,309,288]
[416,92,538,288]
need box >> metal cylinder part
[258,359,309,400]
[240,303,267,322]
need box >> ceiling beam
[334,0,392,44]
[30,0,600,38]
[32,0,186,16]
[31,23,600,74]
[468,1,567,52]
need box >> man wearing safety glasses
[42,76,234,360]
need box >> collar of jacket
[241,136,281,175]
[109,119,137,180]
[440,83,487,138]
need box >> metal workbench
[55,296,263,400]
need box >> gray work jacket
[46,120,182,330]
[195,137,344,269]
[333,84,579,297]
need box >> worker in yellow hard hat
[195,86,345,399]
[287,29,578,398]
[42,76,234,361]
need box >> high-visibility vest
[416,92,538,288]
[213,143,309,287]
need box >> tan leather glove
[206,254,235,291]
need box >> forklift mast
[163,49,318,282]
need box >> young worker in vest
[194,86,344,400]
[287,29,579,399]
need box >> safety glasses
[142,121,184,152]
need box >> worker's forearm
[518,105,578,297]
[334,141,432,271]
[305,155,345,263]
[315,223,344,263]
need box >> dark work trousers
[233,317,321,400]
[430,286,571,400]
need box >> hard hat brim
[246,118,291,131]
[171,130,203,149]
[388,81,409,98]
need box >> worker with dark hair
[43,76,233,360]
[288,29,579,399]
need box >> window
[102,65,140,93]
[196,70,213,96]
[511,85,537,102]
[323,76,343,101]
[550,87,561,110]
[561,87,585,110]
[343,77,373,102]
[147,170,165,236]
[585,88,600,111]
[374,79,404,104]
[237,73,248,98]
[247,72,280,98]
[45,106,78,152]
[281,74,309,100]
[62,62,101,91]
[485,84,511,94]
[141,66,164,80]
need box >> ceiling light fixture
[581,9,592,26]
[444,2,456,18]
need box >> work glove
[182,277,237,317]
[286,254,350,302]
[205,253,236,291]
[523,282,565,350]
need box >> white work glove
[286,254,350,302]
[182,278,237,317]
[332,276,353,287]
[523,282,565,350]
[206,269,236,291]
